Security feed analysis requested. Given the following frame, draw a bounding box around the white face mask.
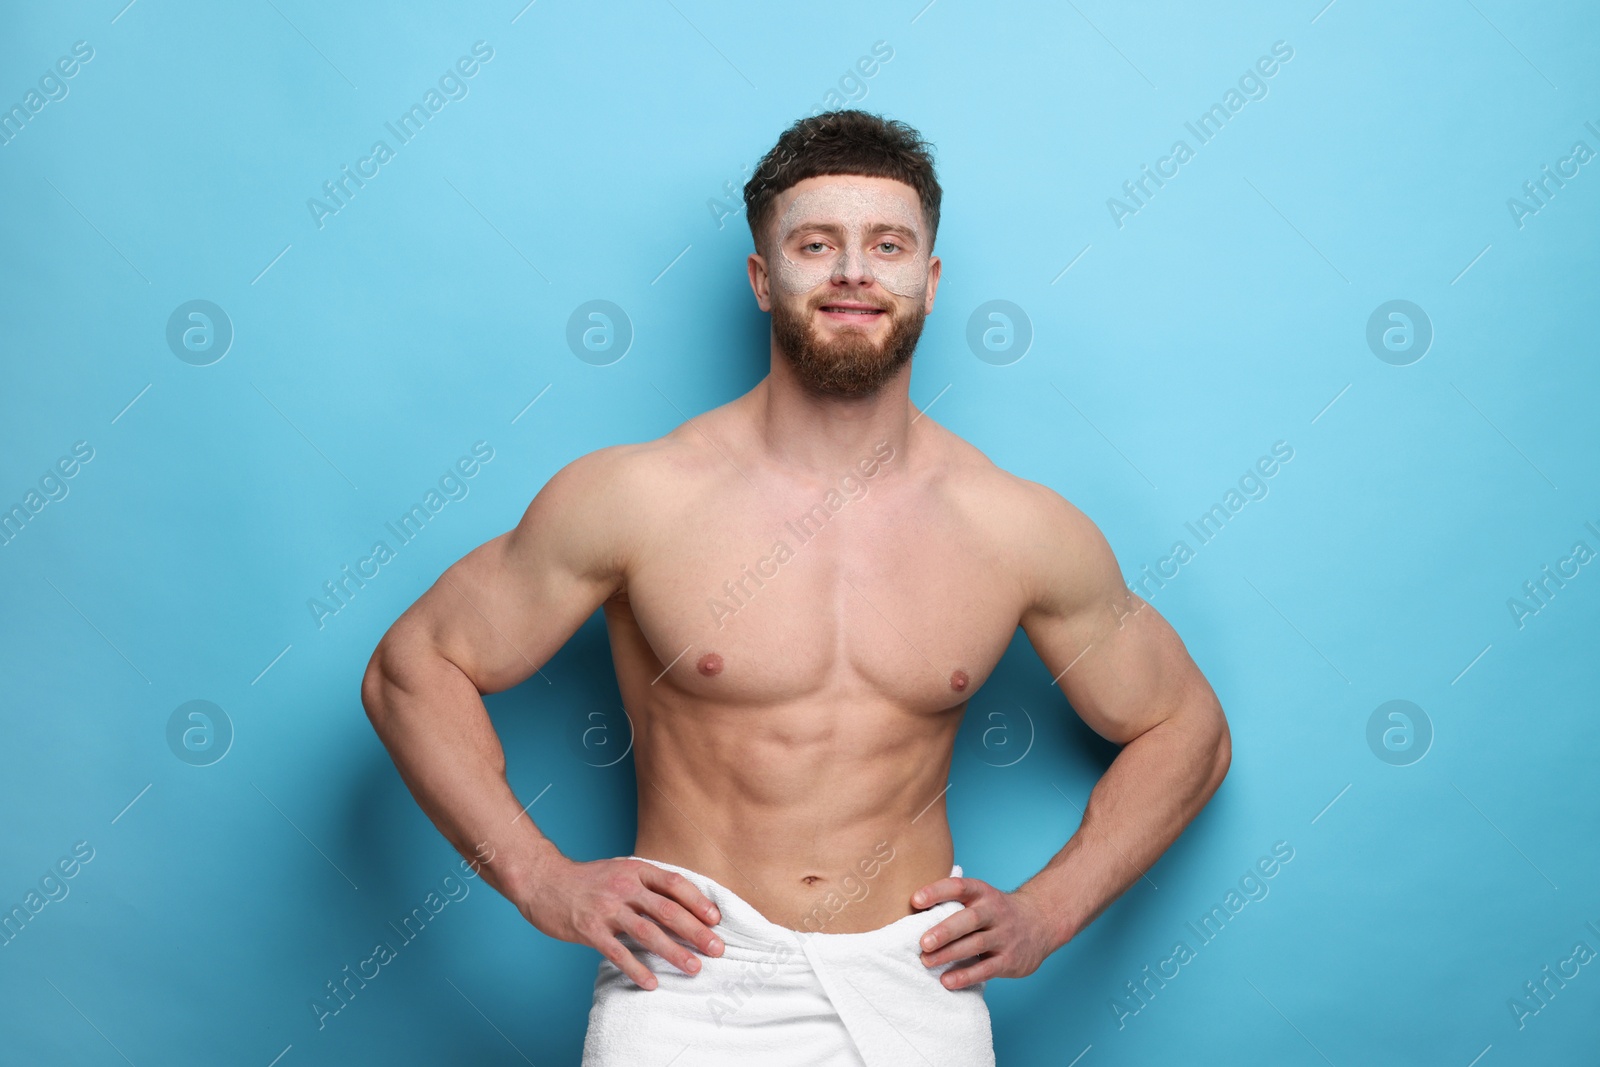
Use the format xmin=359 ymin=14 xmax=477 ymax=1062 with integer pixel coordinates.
xmin=772 ymin=180 xmax=930 ymax=300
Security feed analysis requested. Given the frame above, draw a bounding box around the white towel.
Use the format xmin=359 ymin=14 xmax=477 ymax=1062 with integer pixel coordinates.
xmin=580 ymin=856 xmax=995 ymax=1066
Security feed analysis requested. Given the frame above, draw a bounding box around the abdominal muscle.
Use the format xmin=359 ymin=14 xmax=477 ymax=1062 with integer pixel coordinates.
xmin=627 ymin=689 xmax=964 ymax=934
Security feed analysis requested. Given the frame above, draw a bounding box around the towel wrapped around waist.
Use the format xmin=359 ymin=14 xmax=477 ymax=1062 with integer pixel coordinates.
xmin=579 ymin=856 xmax=995 ymax=1067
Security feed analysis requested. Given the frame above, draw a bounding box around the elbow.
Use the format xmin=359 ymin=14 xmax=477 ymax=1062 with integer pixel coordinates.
xmin=361 ymin=631 xmax=467 ymax=734
xmin=1207 ymin=701 xmax=1232 ymax=792
xmin=361 ymin=638 xmax=397 ymax=730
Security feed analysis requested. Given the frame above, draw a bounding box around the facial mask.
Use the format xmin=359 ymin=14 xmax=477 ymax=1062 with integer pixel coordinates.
xmin=774 ymin=181 xmax=930 ymax=299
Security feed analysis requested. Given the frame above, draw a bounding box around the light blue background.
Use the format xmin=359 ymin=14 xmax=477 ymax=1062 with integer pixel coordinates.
xmin=2 ymin=1 xmax=1597 ymax=1064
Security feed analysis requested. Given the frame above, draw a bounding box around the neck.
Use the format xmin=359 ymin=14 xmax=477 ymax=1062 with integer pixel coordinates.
xmin=752 ymin=348 xmax=916 ymax=477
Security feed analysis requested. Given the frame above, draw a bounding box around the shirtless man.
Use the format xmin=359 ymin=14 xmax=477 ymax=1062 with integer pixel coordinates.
xmin=361 ymin=110 xmax=1230 ymax=1064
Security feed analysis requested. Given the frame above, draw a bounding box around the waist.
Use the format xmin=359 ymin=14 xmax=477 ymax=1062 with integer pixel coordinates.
xmin=631 ymin=832 xmax=954 ymax=934
xmin=622 ymin=853 xmax=966 ymax=963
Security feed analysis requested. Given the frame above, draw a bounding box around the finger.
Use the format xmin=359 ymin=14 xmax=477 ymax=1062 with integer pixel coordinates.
xmin=922 ymin=928 xmax=999 ymax=968
xmin=624 ymin=913 xmax=706 ymax=978
xmin=918 ymin=906 xmax=986 ymax=956
xmin=597 ymin=933 xmax=659 ymax=991
xmin=908 ymin=876 xmax=979 ymax=908
xmin=638 ymin=865 xmax=722 ymax=927
xmin=643 ymin=891 xmax=726 ymax=957
xmin=940 ymin=954 xmax=1002 ymax=990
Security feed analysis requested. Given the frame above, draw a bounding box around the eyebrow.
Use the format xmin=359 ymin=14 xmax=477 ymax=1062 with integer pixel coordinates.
xmin=784 ymin=219 xmax=921 ymax=246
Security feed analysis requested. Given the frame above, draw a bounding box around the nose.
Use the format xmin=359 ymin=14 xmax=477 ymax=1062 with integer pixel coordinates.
xmin=830 ymin=241 xmax=875 ymax=286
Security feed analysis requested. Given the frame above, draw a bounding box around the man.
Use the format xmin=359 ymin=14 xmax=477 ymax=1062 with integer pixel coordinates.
xmin=361 ymin=110 xmax=1230 ymax=1065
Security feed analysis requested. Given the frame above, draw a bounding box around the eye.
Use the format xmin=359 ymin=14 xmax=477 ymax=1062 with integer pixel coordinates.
xmin=877 ymin=241 xmax=901 ymax=254
xmin=802 ymin=241 xmax=827 ymax=253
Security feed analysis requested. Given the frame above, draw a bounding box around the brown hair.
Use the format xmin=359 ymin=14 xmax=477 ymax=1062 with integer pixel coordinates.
xmin=743 ymin=109 xmax=942 ymax=257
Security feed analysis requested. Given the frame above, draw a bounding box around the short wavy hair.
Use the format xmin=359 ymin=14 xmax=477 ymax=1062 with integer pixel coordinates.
xmin=743 ymin=110 xmax=942 ymax=257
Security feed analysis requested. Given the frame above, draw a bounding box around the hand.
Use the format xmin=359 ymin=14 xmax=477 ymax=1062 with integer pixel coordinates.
xmin=911 ymin=877 xmax=1056 ymax=990
xmin=519 ymin=856 xmax=725 ymax=990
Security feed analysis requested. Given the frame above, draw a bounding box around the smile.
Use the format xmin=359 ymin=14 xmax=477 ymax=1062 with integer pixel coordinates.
xmin=819 ymin=304 xmax=886 ymax=319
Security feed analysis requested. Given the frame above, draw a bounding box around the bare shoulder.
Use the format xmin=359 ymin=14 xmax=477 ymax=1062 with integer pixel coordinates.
xmin=919 ymin=425 xmax=1216 ymax=748
xmin=921 ymin=424 xmax=1124 ymax=618
xmin=513 ymin=416 xmax=732 ymax=573
xmin=532 ymin=432 xmax=701 ymax=512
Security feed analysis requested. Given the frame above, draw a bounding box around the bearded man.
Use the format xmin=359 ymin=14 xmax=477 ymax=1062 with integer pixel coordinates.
xmin=361 ymin=109 xmax=1231 ymax=1066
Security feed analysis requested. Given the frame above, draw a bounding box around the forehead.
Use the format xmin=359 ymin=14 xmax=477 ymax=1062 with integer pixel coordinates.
xmin=772 ymin=175 xmax=924 ymax=235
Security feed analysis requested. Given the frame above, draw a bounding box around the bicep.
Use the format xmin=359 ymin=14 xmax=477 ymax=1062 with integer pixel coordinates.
xmin=379 ymin=455 xmax=627 ymax=695
xmin=1017 ymin=492 xmax=1214 ymax=745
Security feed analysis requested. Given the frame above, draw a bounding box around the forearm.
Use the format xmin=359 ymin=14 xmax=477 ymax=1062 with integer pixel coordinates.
xmin=361 ymin=635 xmax=564 ymax=905
xmin=1018 ymin=696 xmax=1229 ymax=951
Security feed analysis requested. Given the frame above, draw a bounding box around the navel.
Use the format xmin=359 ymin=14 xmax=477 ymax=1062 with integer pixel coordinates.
xmin=697 ymin=652 xmax=724 ymax=676
xmin=950 ymin=669 xmax=970 ymax=692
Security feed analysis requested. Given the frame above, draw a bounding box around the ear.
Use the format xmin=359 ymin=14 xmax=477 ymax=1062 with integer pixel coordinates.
xmin=922 ymin=254 xmax=942 ymax=315
xmin=748 ymin=249 xmax=773 ymax=312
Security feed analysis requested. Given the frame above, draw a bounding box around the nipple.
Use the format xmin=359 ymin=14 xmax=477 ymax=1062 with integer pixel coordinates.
xmin=949 ymin=669 xmax=969 ymax=692
xmin=697 ymin=652 xmax=724 ymax=676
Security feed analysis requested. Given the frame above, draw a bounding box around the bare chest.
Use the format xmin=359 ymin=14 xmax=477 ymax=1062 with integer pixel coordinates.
xmin=615 ymin=485 xmax=1023 ymax=711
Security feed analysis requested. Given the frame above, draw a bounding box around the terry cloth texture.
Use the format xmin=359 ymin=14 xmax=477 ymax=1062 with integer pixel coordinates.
xmin=579 ymin=856 xmax=995 ymax=1067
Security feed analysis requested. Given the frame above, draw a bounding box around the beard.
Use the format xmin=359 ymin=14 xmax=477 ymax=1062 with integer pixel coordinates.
xmin=771 ymin=291 xmax=927 ymax=399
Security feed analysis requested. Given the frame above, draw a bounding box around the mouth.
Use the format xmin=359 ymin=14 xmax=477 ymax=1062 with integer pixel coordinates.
xmin=817 ymin=302 xmax=888 ymax=322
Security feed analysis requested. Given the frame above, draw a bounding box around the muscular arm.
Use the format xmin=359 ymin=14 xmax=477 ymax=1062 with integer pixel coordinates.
xmin=1013 ymin=486 xmax=1230 ymax=948
xmin=914 ymin=482 xmax=1230 ymax=986
xmin=360 ymin=447 xmax=726 ymax=988
xmin=359 ymin=448 xmax=629 ymax=900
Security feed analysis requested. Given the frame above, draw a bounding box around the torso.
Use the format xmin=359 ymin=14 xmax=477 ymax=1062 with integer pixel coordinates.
xmin=603 ymin=396 xmax=1039 ymax=932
